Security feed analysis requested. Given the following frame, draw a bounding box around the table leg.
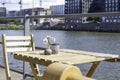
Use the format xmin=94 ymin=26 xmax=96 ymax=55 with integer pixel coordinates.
xmin=86 ymin=61 xmax=101 ymax=77
xmin=30 ymin=63 xmax=41 ymax=80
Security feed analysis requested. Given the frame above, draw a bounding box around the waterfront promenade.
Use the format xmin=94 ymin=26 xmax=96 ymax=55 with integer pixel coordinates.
xmin=0 ymin=67 xmax=33 ymax=80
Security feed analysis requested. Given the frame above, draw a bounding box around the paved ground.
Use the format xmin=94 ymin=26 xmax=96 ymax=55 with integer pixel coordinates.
xmin=0 ymin=67 xmax=33 ymax=80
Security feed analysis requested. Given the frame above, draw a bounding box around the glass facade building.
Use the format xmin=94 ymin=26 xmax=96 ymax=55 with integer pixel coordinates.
xmin=65 ymin=0 xmax=82 ymax=29
xmin=0 ymin=7 xmax=6 ymax=17
xmin=65 ymin=0 xmax=120 ymax=28
xmin=103 ymin=0 xmax=120 ymax=23
xmin=65 ymin=0 xmax=82 ymax=14
xmin=52 ymin=5 xmax=64 ymax=15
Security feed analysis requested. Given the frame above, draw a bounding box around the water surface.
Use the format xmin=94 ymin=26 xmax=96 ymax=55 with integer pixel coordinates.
xmin=0 ymin=30 xmax=120 ymax=80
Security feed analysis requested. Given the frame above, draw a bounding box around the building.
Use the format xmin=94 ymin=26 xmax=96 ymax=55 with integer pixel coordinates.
xmin=88 ymin=0 xmax=105 ymax=13
xmin=7 ymin=7 xmax=52 ymax=24
xmin=65 ymin=0 xmax=120 ymax=29
xmin=0 ymin=7 xmax=6 ymax=17
xmin=65 ymin=0 xmax=82 ymax=29
xmin=102 ymin=0 xmax=120 ymax=23
xmin=82 ymin=0 xmax=95 ymax=23
xmin=19 ymin=8 xmax=52 ymax=24
xmin=51 ymin=5 xmax=64 ymax=15
xmin=20 ymin=8 xmax=44 ymax=16
xmin=65 ymin=0 xmax=105 ymax=23
xmin=65 ymin=0 xmax=82 ymax=14
xmin=7 ymin=11 xmax=19 ymax=17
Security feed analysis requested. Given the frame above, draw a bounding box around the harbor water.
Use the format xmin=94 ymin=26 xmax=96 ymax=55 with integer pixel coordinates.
xmin=0 ymin=30 xmax=120 ymax=80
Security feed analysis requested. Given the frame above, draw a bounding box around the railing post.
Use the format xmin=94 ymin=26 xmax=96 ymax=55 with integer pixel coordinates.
xmin=23 ymin=14 xmax=30 ymax=80
xmin=24 ymin=14 xmax=30 ymax=36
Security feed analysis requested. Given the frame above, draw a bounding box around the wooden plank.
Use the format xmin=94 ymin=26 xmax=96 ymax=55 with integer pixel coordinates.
xmin=20 ymin=52 xmax=80 ymax=61
xmin=13 ymin=52 xmax=115 ymax=66
xmin=13 ymin=54 xmax=52 ymax=66
xmin=13 ymin=51 xmax=94 ymax=60
xmin=6 ymin=36 xmax=31 ymax=40
xmin=30 ymin=63 xmax=41 ymax=80
xmin=61 ymin=49 xmax=119 ymax=58
xmin=12 ymin=50 xmax=117 ymax=64
xmin=12 ymin=50 xmax=119 ymax=65
xmin=86 ymin=61 xmax=101 ymax=77
xmin=13 ymin=50 xmax=44 ymax=55
xmin=7 ymin=47 xmax=32 ymax=52
xmin=6 ymin=42 xmax=31 ymax=46
xmin=60 ymin=57 xmax=109 ymax=65
xmin=31 ymin=34 xmax=35 ymax=51
xmin=19 ymin=53 xmax=96 ymax=65
xmin=13 ymin=51 xmax=49 ymax=60
xmin=2 ymin=34 xmax=11 ymax=80
xmin=47 ymin=54 xmax=96 ymax=62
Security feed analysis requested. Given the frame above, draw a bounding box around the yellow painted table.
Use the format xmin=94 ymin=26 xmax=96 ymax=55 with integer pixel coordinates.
xmin=12 ymin=49 xmax=119 ymax=80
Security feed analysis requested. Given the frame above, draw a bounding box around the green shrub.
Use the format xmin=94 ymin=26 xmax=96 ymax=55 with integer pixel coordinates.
xmin=86 ymin=17 xmax=101 ymax=23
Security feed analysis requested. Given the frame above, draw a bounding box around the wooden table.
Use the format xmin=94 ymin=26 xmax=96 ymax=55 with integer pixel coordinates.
xmin=12 ymin=49 xmax=119 ymax=80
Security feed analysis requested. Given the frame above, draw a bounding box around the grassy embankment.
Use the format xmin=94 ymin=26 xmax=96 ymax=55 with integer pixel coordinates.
xmin=0 ymin=19 xmax=24 ymax=30
xmin=0 ymin=25 xmax=24 ymax=30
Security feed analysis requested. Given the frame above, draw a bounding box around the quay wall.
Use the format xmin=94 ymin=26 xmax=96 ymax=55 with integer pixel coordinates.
xmin=36 ymin=22 xmax=120 ymax=32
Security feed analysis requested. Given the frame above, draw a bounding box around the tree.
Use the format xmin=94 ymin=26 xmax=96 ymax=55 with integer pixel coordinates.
xmin=0 ymin=19 xmax=8 ymax=24
xmin=86 ymin=17 xmax=101 ymax=23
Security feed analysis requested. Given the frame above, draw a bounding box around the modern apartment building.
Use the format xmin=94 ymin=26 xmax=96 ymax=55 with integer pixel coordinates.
xmin=52 ymin=5 xmax=64 ymax=15
xmin=65 ymin=0 xmax=120 ymax=28
xmin=65 ymin=0 xmax=82 ymax=28
xmin=0 ymin=7 xmax=6 ymax=17
xmin=65 ymin=0 xmax=96 ymax=24
xmin=88 ymin=0 xmax=105 ymax=13
xmin=65 ymin=0 xmax=97 ymax=28
xmin=103 ymin=0 xmax=120 ymax=23
xmin=7 ymin=11 xmax=19 ymax=17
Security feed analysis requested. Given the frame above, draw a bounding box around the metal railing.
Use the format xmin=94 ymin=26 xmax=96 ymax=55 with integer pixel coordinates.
xmin=1 ymin=12 xmax=119 ymax=19
xmin=0 ymin=12 xmax=120 ymax=35
xmin=0 ymin=12 xmax=119 ymax=34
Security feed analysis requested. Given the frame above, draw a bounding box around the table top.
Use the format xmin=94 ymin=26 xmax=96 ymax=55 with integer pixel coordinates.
xmin=13 ymin=49 xmax=119 ymax=66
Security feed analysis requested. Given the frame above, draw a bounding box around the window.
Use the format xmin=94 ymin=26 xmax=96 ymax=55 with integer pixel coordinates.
xmin=114 ymin=19 xmax=117 ymax=22
xmin=106 ymin=20 xmax=109 ymax=22
xmin=118 ymin=20 xmax=120 ymax=22
xmin=110 ymin=20 xmax=112 ymax=22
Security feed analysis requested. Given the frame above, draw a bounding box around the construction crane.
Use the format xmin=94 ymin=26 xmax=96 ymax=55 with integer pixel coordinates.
xmin=0 ymin=0 xmax=34 ymax=10
xmin=18 ymin=0 xmax=22 ymax=11
xmin=18 ymin=0 xmax=22 ymax=16
xmin=32 ymin=0 xmax=42 ymax=24
xmin=40 ymin=0 xmax=42 ymax=7
xmin=0 ymin=2 xmax=17 ymax=7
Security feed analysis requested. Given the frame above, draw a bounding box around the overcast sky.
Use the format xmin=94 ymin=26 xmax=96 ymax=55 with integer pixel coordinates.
xmin=0 ymin=0 xmax=64 ymax=11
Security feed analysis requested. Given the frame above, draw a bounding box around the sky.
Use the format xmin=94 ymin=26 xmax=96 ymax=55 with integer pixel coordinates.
xmin=0 ymin=0 xmax=64 ymax=11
